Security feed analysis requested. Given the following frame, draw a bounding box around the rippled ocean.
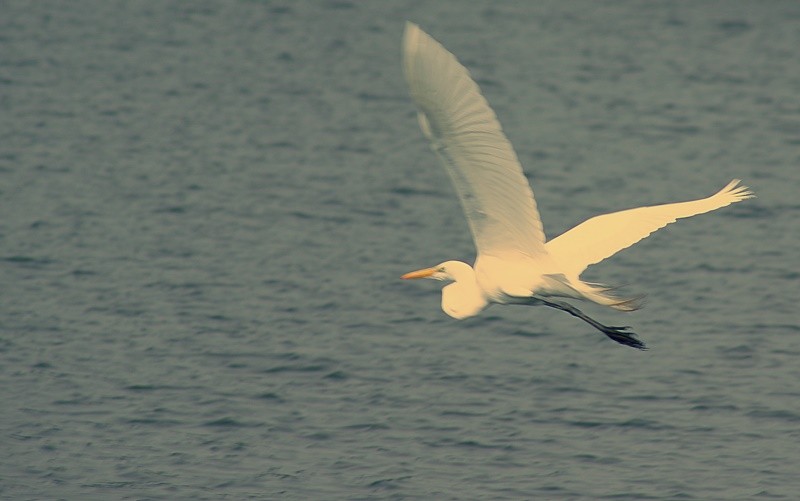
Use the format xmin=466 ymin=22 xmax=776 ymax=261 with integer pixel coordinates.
xmin=2 ymin=1 xmax=799 ymax=499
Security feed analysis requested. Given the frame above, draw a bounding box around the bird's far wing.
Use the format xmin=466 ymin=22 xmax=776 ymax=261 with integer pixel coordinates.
xmin=403 ymin=22 xmax=546 ymax=259
xmin=545 ymin=180 xmax=754 ymax=277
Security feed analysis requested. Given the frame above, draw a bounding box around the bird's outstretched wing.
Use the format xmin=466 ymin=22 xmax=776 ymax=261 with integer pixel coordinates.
xmin=403 ymin=22 xmax=546 ymax=259
xmin=545 ymin=180 xmax=754 ymax=276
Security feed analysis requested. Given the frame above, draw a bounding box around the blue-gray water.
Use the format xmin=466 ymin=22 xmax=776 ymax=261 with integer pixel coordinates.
xmin=2 ymin=1 xmax=799 ymax=499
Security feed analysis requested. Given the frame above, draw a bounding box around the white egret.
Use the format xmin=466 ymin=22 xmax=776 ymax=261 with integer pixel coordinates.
xmin=400 ymin=22 xmax=754 ymax=349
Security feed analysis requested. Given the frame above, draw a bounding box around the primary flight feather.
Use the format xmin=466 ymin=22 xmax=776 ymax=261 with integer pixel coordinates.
xmin=400 ymin=22 xmax=754 ymax=349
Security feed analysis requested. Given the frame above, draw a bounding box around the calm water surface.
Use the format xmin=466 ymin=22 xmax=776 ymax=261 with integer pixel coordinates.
xmin=2 ymin=1 xmax=799 ymax=499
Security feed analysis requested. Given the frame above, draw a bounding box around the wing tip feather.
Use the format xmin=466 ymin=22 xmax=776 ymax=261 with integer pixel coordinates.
xmin=402 ymin=22 xmax=420 ymax=71
xmin=403 ymin=21 xmax=421 ymax=51
xmin=717 ymin=179 xmax=756 ymax=202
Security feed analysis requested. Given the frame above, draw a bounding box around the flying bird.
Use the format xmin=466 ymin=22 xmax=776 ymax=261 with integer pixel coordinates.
xmin=400 ymin=22 xmax=754 ymax=349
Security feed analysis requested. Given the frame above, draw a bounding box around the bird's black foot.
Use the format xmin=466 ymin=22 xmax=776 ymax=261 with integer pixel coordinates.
xmin=601 ymin=325 xmax=647 ymax=350
xmin=533 ymin=298 xmax=649 ymax=350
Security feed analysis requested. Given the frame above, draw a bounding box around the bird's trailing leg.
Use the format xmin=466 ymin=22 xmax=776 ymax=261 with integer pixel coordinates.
xmin=536 ymin=298 xmax=648 ymax=350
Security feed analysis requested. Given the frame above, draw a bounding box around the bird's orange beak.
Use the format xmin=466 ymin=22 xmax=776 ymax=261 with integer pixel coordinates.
xmin=401 ymin=267 xmax=436 ymax=280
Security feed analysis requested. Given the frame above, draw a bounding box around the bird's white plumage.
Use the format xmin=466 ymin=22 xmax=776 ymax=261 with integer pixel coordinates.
xmin=403 ymin=22 xmax=546 ymax=260
xmin=546 ymin=179 xmax=754 ymax=277
xmin=400 ymin=22 xmax=754 ymax=349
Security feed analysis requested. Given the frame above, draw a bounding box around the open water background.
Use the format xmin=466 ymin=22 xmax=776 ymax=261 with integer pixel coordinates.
xmin=2 ymin=1 xmax=799 ymax=499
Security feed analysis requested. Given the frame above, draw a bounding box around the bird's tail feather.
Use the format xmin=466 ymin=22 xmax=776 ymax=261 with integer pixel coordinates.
xmin=580 ymin=282 xmax=646 ymax=312
xmin=540 ymin=274 xmax=645 ymax=312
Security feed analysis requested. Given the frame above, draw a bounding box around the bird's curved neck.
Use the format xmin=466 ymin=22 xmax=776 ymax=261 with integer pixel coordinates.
xmin=441 ymin=265 xmax=488 ymax=319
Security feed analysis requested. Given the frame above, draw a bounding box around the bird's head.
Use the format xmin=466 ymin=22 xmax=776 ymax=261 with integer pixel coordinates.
xmin=402 ymin=260 xmax=486 ymax=319
xmin=401 ymin=260 xmax=473 ymax=283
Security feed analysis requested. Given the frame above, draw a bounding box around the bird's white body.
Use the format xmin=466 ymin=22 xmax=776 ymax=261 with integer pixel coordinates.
xmin=441 ymin=257 xmax=564 ymax=319
xmin=400 ymin=23 xmax=754 ymax=348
